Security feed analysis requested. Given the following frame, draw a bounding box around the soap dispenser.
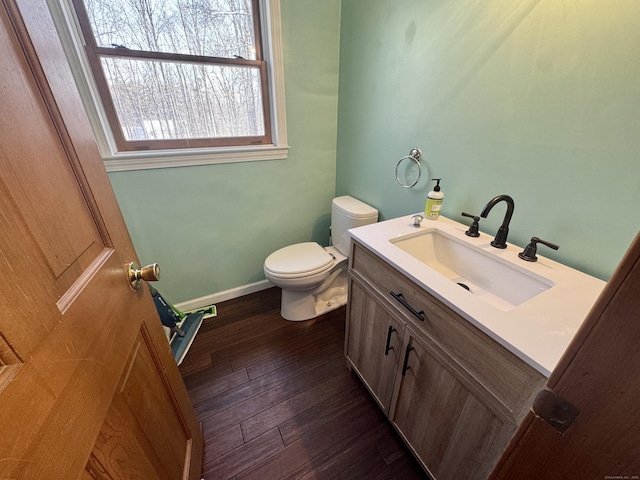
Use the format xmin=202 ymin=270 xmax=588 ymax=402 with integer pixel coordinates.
xmin=425 ymin=178 xmax=444 ymax=220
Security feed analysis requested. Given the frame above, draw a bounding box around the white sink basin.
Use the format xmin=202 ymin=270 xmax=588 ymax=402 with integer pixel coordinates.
xmin=390 ymin=229 xmax=554 ymax=311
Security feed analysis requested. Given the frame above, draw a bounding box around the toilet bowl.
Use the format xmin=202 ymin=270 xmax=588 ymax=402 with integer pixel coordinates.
xmin=264 ymin=196 xmax=378 ymax=321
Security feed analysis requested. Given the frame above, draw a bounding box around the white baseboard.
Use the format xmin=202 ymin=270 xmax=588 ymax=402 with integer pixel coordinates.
xmin=174 ymin=279 xmax=274 ymax=312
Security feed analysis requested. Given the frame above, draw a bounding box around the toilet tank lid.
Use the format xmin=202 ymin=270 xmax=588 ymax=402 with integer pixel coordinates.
xmin=333 ymin=196 xmax=378 ymax=219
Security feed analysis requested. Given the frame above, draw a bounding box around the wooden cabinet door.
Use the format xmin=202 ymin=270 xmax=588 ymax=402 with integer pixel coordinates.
xmin=390 ymin=328 xmax=510 ymax=480
xmin=346 ymin=278 xmax=405 ymax=413
xmin=0 ymin=1 xmax=203 ymax=478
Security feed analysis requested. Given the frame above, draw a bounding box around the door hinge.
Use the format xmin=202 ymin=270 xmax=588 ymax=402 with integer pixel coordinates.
xmin=532 ymin=388 xmax=579 ymax=434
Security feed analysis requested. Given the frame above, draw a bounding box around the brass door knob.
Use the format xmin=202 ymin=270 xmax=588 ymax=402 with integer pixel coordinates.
xmin=128 ymin=262 xmax=161 ymax=291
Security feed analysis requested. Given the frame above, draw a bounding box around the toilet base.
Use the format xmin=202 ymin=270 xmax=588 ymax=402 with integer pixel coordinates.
xmin=279 ymin=268 xmax=348 ymax=321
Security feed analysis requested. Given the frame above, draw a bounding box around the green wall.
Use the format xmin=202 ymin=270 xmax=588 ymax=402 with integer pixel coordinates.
xmin=109 ymin=0 xmax=639 ymax=304
xmin=336 ymin=0 xmax=640 ymax=280
xmin=108 ymin=0 xmax=342 ymax=303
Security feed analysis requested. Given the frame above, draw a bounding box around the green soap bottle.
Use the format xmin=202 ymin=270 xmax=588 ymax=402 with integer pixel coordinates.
xmin=424 ymin=178 xmax=444 ymax=220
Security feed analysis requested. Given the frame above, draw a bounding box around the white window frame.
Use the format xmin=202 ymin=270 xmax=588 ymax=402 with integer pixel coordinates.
xmin=47 ymin=0 xmax=288 ymax=172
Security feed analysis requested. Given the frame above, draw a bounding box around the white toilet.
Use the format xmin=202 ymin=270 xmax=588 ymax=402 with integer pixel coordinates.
xmin=264 ymin=196 xmax=378 ymax=321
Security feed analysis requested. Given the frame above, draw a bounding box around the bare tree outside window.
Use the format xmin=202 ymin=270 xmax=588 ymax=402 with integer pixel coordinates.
xmin=73 ymin=0 xmax=271 ymax=151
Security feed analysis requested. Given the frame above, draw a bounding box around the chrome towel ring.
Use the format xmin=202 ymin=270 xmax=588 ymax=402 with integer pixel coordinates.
xmin=395 ymin=148 xmax=422 ymax=188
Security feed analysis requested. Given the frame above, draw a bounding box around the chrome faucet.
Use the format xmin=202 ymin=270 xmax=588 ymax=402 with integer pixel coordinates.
xmin=480 ymin=195 xmax=514 ymax=249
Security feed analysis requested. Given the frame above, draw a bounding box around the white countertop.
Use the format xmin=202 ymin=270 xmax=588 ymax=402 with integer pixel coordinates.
xmin=349 ymin=214 xmax=606 ymax=377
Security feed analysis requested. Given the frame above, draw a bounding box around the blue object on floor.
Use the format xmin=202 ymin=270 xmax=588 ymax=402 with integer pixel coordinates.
xmin=151 ymin=286 xmax=182 ymax=328
xmin=170 ymin=312 xmax=204 ymax=366
xmin=149 ymin=285 xmax=214 ymax=365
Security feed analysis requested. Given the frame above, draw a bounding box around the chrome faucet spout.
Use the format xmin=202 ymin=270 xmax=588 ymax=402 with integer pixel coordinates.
xmin=480 ymin=195 xmax=514 ymax=249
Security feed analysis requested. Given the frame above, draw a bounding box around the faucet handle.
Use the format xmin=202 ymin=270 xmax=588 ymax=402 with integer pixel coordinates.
xmin=411 ymin=215 xmax=424 ymax=227
xmin=461 ymin=212 xmax=480 ymax=237
xmin=518 ymin=236 xmax=559 ymax=262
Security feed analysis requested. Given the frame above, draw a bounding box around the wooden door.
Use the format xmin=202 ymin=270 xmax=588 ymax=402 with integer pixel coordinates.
xmin=390 ymin=328 xmax=512 ymax=480
xmin=490 ymin=232 xmax=640 ymax=479
xmin=346 ymin=278 xmax=405 ymax=413
xmin=0 ymin=1 xmax=203 ymax=479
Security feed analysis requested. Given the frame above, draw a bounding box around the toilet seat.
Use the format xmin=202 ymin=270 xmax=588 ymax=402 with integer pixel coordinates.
xmin=264 ymin=242 xmax=334 ymax=279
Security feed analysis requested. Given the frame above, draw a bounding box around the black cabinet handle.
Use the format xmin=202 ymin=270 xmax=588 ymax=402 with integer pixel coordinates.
xmin=390 ymin=291 xmax=425 ymax=321
xmin=384 ymin=325 xmax=397 ymax=355
xmin=402 ymin=344 xmax=415 ymax=376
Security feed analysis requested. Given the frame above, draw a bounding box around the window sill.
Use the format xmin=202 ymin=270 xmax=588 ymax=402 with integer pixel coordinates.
xmin=103 ymin=144 xmax=290 ymax=172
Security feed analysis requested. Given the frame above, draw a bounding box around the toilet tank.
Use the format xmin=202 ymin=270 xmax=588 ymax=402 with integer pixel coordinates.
xmin=331 ymin=196 xmax=378 ymax=256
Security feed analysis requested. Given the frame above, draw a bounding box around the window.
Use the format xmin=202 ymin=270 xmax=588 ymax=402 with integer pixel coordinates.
xmin=73 ymin=0 xmax=271 ymax=152
xmin=50 ymin=0 xmax=287 ymax=170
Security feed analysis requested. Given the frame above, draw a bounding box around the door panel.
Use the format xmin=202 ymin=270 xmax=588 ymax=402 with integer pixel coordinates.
xmin=0 ymin=1 xmax=203 ymax=478
xmin=391 ymin=329 xmax=510 ymax=480
xmin=92 ymin=327 xmax=190 ymax=479
xmin=0 ymin=0 xmax=106 ymax=353
xmin=0 ymin=0 xmax=104 ymax=279
xmin=346 ymin=279 xmax=404 ymax=413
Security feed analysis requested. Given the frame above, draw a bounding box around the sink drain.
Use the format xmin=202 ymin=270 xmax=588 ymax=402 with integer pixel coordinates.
xmin=457 ymin=282 xmax=470 ymax=291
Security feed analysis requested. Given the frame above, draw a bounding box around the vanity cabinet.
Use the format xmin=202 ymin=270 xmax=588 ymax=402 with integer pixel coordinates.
xmin=345 ymin=239 xmax=546 ymax=480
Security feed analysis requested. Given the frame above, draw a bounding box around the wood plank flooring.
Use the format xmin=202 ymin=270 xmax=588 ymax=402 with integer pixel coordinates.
xmin=179 ymin=287 xmax=427 ymax=480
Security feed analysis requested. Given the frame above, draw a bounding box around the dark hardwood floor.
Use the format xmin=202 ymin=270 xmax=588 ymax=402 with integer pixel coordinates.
xmin=179 ymin=287 xmax=427 ymax=480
